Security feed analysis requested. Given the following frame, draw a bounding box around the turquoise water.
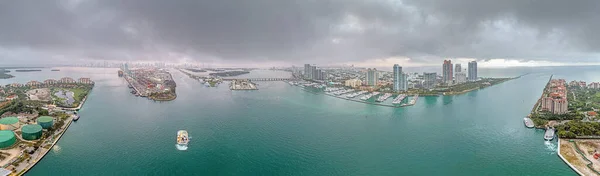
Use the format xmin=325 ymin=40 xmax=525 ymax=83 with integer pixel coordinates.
xmin=2 ymin=67 xmax=596 ymax=175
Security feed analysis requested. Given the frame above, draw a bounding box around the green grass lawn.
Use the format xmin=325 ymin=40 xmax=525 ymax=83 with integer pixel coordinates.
xmin=50 ymin=87 xmax=91 ymax=107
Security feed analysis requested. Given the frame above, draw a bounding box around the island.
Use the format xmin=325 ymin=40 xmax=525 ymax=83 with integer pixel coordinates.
xmin=407 ymin=77 xmax=515 ymax=96
xmin=0 ymin=70 xmax=14 ymax=79
xmin=177 ymin=68 xmax=223 ymax=87
xmin=0 ymin=77 xmax=94 ymax=175
xmin=208 ymin=71 xmax=250 ymax=77
xmin=14 ymin=70 xmax=42 ymax=72
xmin=527 ymin=77 xmax=600 ymax=175
xmin=121 ymin=68 xmax=177 ymax=101
xmin=185 ymin=68 xmax=206 ymax=73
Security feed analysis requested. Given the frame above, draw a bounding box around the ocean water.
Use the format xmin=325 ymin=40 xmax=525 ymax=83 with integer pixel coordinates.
xmin=1 ymin=66 xmax=594 ymax=175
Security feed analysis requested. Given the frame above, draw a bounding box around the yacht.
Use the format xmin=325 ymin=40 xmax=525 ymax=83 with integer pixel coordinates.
xmin=392 ymin=94 xmax=407 ymax=104
xmin=523 ymin=118 xmax=534 ymax=128
xmin=376 ymin=93 xmax=392 ymax=102
xmin=410 ymin=94 xmax=419 ymax=104
xmin=544 ymin=127 xmax=555 ymax=141
xmin=361 ymin=92 xmax=379 ymax=100
xmin=177 ymin=130 xmax=189 ymax=150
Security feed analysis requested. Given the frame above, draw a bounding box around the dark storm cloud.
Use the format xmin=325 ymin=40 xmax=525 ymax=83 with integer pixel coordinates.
xmin=0 ymin=0 xmax=599 ymax=64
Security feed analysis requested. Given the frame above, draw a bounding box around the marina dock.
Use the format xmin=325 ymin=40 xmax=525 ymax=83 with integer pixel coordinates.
xmin=229 ymin=79 xmax=258 ymax=90
xmin=401 ymin=94 xmax=419 ymax=107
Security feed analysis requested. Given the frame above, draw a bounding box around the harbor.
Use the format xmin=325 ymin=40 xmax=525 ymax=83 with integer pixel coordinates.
xmin=13 ymin=67 xmax=577 ymax=175
xmin=289 ymin=81 xmax=418 ymax=108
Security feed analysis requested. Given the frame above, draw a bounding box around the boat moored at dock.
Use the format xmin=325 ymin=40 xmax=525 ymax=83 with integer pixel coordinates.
xmin=523 ymin=118 xmax=534 ymax=128
xmin=392 ymin=94 xmax=407 ymax=104
xmin=376 ymin=93 xmax=393 ymax=102
xmin=544 ymin=127 xmax=555 ymax=141
xmin=360 ymin=92 xmax=380 ymax=100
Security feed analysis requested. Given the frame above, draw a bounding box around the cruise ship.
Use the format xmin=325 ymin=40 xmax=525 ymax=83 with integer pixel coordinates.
xmin=376 ymin=93 xmax=393 ymax=102
xmin=544 ymin=127 xmax=555 ymax=141
xmin=392 ymin=94 xmax=407 ymax=104
xmin=176 ymin=130 xmax=189 ymax=150
xmin=523 ymin=118 xmax=534 ymax=128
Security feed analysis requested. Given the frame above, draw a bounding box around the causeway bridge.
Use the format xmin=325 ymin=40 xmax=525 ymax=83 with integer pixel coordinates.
xmin=222 ymin=78 xmax=297 ymax=81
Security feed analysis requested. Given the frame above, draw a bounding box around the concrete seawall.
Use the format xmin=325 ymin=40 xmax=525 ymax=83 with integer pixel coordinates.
xmin=557 ymin=138 xmax=585 ymax=176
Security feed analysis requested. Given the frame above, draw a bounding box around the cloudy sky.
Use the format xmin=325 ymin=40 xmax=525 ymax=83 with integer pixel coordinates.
xmin=1 ymin=0 xmax=600 ymax=67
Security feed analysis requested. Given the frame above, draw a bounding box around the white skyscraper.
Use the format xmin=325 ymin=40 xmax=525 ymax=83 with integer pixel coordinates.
xmin=366 ymin=68 xmax=379 ymax=86
xmin=393 ymin=64 xmax=402 ymax=91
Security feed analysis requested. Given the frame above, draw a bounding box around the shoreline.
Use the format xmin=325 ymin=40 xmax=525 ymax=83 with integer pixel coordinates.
xmin=123 ymin=71 xmax=178 ymax=101
xmin=296 ymin=76 xmax=519 ymax=108
xmin=557 ymin=139 xmax=585 ymax=176
xmin=14 ymin=89 xmax=92 ymax=175
xmin=18 ymin=116 xmax=74 ymax=176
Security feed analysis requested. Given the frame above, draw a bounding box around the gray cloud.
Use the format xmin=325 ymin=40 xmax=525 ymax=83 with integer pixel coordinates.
xmin=1 ymin=0 xmax=599 ymax=65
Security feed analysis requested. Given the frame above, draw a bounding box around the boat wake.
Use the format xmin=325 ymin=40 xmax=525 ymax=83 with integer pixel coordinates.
xmin=544 ymin=141 xmax=557 ymax=153
xmin=53 ymin=145 xmax=62 ymax=154
xmin=176 ymin=144 xmax=188 ymax=151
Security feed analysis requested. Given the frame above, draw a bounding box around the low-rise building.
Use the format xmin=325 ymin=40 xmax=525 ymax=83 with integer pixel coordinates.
xmin=78 ymin=78 xmax=93 ymax=84
xmin=9 ymin=83 xmax=22 ymax=88
xmin=6 ymin=94 xmax=18 ymax=101
xmin=588 ymin=82 xmax=600 ymax=89
xmin=588 ymin=111 xmax=597 ymax=117
xmin=569 ymin=80 xmax=578 ymax=87
xmin=579 ymin=81 xmax=587 ymax=88
xmin=60 ymin=77 xmax=76 ymax=84
xmin=44 ymin=79 xmax=57 ymax=85
xmin=26 ymin=81 xmax=41 ymax=87
xmin=550 ymin=79 xmax=566 ymax=87
xmin=344 ymin=79 xmax=362 ymax=88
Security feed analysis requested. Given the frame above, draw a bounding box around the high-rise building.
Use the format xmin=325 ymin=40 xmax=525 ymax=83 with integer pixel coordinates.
xmin=304 ymin=64 xmax=311 ymax=79
xmin=400 ymin=73 xmax=408 ymax=91
xmin=312 ymin=68 xmax=325 ymax=80
xmin=468 ymin=61 xmax=478 ymax=82
xmin=312 ymin=67 xmax=319 ymax=80
xmin=319 ymin=70 xmax=325 ymax=80
xmin=455 ymin=64 xmax=462 ymax=73
xmin=366 ymin=68 xmax=379 ymax=86
xmin=393 ymin=64 xmax=402 ymax=92
xmin=541 ymin=79 xmax=568 ymax=114
xmin=443 ymin=60 xmax=453 ymax=85
xmin=423 ymin=72 xmax=437 ymax=89
xmin=455 ymin=72 xmax=467 ymax=84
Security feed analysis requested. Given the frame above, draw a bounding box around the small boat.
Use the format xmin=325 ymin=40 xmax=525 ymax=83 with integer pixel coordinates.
xmin=392 ymin=94 xmax=407 ymax=104
xmin=523 ymin=118 xmax=534 ymax=128
xmin=176 ymin=130 xmax=189 ymax=150
xmin=73 ymin=115 xmax=80 ymax=121
xmin=544 ymin=127 xmax=555 ymax=141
